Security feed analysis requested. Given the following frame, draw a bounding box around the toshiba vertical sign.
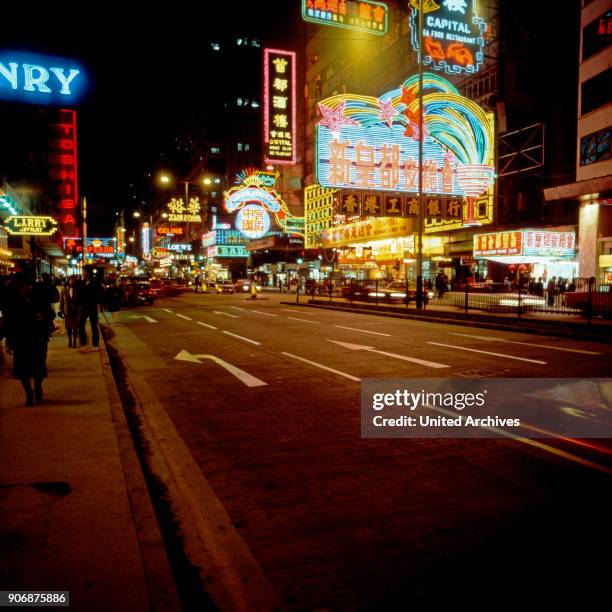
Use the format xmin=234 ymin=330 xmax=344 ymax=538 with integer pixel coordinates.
xmin=49 ymin=109 xmax=79 ymax=237
xmin=263 ymin=48 xmax=296 ymax=165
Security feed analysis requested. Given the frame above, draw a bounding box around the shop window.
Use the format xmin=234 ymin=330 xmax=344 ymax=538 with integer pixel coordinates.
xmin=581 ymin=67 xmax=612 ymax=115
xmin=580 ymin=127 xmax=611 ymax=165
xmin=582 ymin=9 xmax=612 ymax=61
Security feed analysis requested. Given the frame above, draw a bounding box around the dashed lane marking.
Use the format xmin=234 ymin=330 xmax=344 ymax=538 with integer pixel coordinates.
xmin=288 ymin=317 xmax=320 ymax=324
xmin=252 ymin=310 xmax=278 ymax=317
xmin=176 ymin=314 xmax=192 ymax=321
xmin=197 ymin=322 xmax=217 ymax=330
xmin=334 ymin=325 xmax=391 ymax=337
xmin=222 ymin=331 xmax=261 ymax=346
xmin=428 ymin=341 xmax=547 ymax=365
xmin=281 ymin=352 xmax=361 ymax=382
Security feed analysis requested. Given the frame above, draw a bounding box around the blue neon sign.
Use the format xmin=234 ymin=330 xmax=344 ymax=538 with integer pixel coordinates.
xmin=0 ymin=51 xmax=87 ymax=106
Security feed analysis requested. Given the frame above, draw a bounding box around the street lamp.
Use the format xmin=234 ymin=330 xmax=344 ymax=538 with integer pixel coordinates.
xmin=133 ymin=211 xmax=141 ymax=218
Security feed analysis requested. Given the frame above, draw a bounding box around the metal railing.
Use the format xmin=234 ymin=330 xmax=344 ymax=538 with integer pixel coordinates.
xmin=305 ymin=277 xmax=612 ymax=322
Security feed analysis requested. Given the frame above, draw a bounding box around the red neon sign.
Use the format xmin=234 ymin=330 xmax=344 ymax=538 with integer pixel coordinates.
xmin=49 ymin=109 xmax=79 ymax=237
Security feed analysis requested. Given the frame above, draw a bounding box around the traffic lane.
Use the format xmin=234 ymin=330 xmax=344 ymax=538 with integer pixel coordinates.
xmin=149 ymin=298 xmax=609 ymax=379
xmin=163 ymin=292 xmax=612 ymax=366
xmin=112 ymin=316 xmax=612 ymax=606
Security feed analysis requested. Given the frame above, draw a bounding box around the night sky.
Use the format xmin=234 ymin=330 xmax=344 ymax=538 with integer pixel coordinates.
xmin=1 ymin=2 xmax=302 ymax=231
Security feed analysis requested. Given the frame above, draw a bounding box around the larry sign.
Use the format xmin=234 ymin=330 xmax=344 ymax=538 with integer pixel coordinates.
xmin=0 ymin=51 xmax=87 ymax=105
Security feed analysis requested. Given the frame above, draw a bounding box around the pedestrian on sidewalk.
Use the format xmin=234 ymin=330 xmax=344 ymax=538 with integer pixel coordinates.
xmin=77 ymin=266 xmax=105 ymax=352
xmin=3 ymin=272 xmax=55 ymax=406
xmin=547 ymin=276 xmax=557 ymax=307
xmin=103 ymin=277 xmax=121 ymax=323
xmin=59 ymin=275 xmax=81 ymax=348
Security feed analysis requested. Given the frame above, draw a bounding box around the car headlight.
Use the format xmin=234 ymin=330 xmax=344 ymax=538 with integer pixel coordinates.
xmin=390 ymin=292 xmax=406 ymax=298
xmin=243 ymin=286 xmax=249 ymax=291
xmin=428 ymin=291 xmax=434 ymax=298
xmin=368 ymin=292 xmax=385 ymax=297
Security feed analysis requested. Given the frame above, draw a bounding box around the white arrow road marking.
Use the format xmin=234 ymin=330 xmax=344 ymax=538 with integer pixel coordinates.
xmin=213 ymin=310 xmax=240 ymax=318
xmin=223 ymin=331 xmax=261 ymax=346
xmin=328 ymin=340 xmax=450 ymax=369
xmin=428 ymin=341 xmax=547 ymax=365
xmin=197 ymin=322 xmax=217 ymax=330
xmin=288 ymin=317 xmax=320 ymax=324
xmin=281 ymin=309 xmax=318 ymax=315
xmin=129 ymin=315 xmax=158 ymax=323
xmin=174 ymin=350 xmax=266 ymax=387
xmin=334 ymin=325 xmax=391 ymax=337
xmin=281 ymin=352 xmax=361 ymax=382
xmin=176 ymin=314 xmax=192 ymax=320
xmin=252 ymin=310 xmax=278 ymax=317
xmin=448 ymin=332 xmax=603 ymax=355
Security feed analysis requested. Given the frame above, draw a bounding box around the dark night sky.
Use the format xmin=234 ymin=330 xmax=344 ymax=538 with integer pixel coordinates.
xmin=1 ymin=2 xmax=302 ymax=230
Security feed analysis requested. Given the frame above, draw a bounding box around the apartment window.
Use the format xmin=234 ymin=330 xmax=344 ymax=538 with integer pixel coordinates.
xmin=582 ymin=10 xmax=612 ymax=60
xmin=580 ymin=127 xmax=611 ymax=165
xmin=244 ymin=143 xmax=250 ymax=152
xmin=210 ymin=146 xmax=221 ymax=154
xmin=581 ymin=67 xmax=612 ymax=114
xmin=237 ymin=142 xmax=243 ymax=151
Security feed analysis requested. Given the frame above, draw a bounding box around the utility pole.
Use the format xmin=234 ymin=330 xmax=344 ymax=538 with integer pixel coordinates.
xmin=416 ymin=0 xmax=425 ymax=309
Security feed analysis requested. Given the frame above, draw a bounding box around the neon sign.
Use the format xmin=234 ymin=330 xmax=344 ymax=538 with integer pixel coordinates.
xmin=4 ymin=216 xmax=58 ymax=236
xmin=408 ymin=0 xmax=487 ymax=76
xmin=474 ymin=231 xmax=576 ymax=259
xmin=49 ymin=109 xmax=79 ymax=237
xmin=0 ymin=51 xmax=86 ymax=105
xmin=224 ymin=169 xmax=305 ymax=237
xmin=316 ymin=72 xmax=495 ymax=202
xmin=236 ymin=204 xmax=271 ymax=239
xmin=166 ymin=197 xmax=202 ymax=222
xmin=141 ymin=223 xmax=151 ymax=259
xmin=301 ymin=0 xmax=388 ymax=36
xmin=64 ymin=237 xmax=116 ymax=258
xmin=264 ymin=49 xmax=296 ymax=165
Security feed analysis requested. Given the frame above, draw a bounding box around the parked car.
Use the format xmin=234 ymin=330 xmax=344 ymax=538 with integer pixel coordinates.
xmin=124 ymin=281 xmax=155 ymax=305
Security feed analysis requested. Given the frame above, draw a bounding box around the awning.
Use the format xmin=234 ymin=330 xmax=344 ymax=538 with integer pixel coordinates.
xmin=543 ymin=176 xmax=612 ymax=202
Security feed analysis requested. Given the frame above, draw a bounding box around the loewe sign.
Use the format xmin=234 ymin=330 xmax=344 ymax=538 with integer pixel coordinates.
xmin=0 ymin=51 xmax=87 ymax=105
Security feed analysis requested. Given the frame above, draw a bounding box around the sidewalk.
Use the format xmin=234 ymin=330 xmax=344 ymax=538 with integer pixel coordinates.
xmin=0 ymin=334 xmax=178 ymax=611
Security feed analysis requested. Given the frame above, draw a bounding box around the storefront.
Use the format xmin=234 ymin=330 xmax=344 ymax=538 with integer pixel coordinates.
xmin=202 ymin=228 xmax=248 ymax=280
xmin=473 ymin=228 xmax=578 ymax=283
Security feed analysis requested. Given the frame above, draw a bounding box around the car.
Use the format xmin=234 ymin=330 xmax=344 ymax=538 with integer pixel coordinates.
xmin=497 ymin=293 xmax=547 ymax=310
xmin=234 ymin=279 xmax=262 ymax=293
xmin=216 ymin=281 xmax=235 ymax=294
xmin=124 ymin=281 xmax=155 ymax=305
xmin=341 ymin=281 xmax=432 ymax=303
xmin=149 ymin=278 xmax=192 ymax=297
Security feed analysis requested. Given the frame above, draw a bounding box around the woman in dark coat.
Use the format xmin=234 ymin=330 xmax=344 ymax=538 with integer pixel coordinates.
xmin=4 ymin=274 xmax=55 ymax=406
xmin=59 ymin=275 xmax=80 ymax=348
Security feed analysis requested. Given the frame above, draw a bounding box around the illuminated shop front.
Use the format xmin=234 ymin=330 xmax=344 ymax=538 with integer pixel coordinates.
xmin=474 ymin=229 xmax=578 ymax=281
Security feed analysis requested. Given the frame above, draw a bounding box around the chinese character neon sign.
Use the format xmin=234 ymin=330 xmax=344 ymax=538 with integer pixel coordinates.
xmin=316 ymin=72 xmax=495 ymax=199
xmin=166 ymin=197 xmax=202 ymax=222
xmin=236 ymin=205 xmax=271 ymax=239
xmin=301 ymin=0 xmax=388 ymax=36
xmin=224 ymin=169 xmax=305 ymax=237
xmin=264 ymin=49 xmax=296 ymax=165
xmin=0 ymin=51 xmax=86 ymax=105
xmin=408 ymin=0 xmax=487 ymax=76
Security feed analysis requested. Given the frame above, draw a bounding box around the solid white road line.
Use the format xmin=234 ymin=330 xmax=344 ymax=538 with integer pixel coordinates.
xmin=429 ymin=405 xmax=612 ymax=477
xmin=230 ymin=306 xmax=246 ymax=311
xmin=252 ymin=310 xmax=279 ymax=317
xmin=334 ymin=325 xmax=391 ymax=337
xmin=281 ymin=352 xmax=361 ymax=382
xmin=281 ymin=309 xmax=318 ymax=315
xmin=288 ymin=317 xmax=320 ymax=324
xmin=176 ymin=314 xmax=192 ymax=321
xmin=428 ymin=341 xmax=547 ymax=365
xmin=222 ymin=331 xmax=261 ymax=346
xmin=197 ymin=322 xmax=217 ymax=330
xmin=448 ymin=332 xmax=603 ymax=355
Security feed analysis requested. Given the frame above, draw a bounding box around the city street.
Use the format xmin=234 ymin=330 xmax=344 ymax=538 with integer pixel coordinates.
xmin=107 ymin=292 xmax=612 ymax=607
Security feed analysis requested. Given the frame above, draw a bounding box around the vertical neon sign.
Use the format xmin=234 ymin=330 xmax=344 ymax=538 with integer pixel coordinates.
xmin=263 ymin=48 xmax=296 ymax=165
xmin=49 ymin=109 xmax=79 ymax=237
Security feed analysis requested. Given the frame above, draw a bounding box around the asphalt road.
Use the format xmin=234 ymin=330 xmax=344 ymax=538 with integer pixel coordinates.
xmin=110 ymin=290 xmax=612 ymax=607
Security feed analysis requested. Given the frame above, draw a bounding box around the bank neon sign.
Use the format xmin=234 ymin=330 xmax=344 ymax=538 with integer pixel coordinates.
xmin=0 ymin=51 xmax=87 ymax=105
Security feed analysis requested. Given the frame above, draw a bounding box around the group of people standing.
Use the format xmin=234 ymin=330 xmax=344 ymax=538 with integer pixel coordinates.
xmin=0 ymin=266 xmax=108 ymax=406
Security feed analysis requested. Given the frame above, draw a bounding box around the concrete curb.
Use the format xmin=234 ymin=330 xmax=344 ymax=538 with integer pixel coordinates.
xmin=101 ymin=323 xmax=282 ymax=612
xmin=99 ymin=329 xmax=181 ymax=612
xmin=281 ymin=301 xmax=612 ymax=344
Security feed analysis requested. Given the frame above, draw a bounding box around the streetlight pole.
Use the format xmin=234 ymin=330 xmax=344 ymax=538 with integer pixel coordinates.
xmin=416 ymin=0 xmax=425 ymax=309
